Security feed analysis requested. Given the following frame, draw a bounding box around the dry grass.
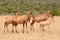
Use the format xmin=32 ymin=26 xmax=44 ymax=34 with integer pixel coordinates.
xmin=0 ymin=16 xmax=60 ymax=40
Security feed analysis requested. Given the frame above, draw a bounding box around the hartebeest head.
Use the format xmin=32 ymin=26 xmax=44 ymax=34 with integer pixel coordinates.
xmin=47 ymin=10 xmax=53 ymax=19
xmin=16 ymin=11 xmax=20 ymax=16
xmin=27 ymin=10 xmax=34 ymax=18
xmin=47 ymin=10 xmax=55 ymax=22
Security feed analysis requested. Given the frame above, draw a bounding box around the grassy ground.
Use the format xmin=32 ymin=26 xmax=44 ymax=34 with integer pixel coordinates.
xmin=0 ymin=16 xmax=60 ymax=40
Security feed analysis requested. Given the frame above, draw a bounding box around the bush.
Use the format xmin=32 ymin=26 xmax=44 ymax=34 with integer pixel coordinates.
xmin=0 ymin=0 xmax=60 ymax=16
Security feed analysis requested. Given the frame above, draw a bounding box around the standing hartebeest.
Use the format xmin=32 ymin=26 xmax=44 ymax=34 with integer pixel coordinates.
xmin=30 ymin=10 xmax=54 ymax=31
xmin=4 ymin=11 xmax=20 ymax=32
xmin=40 ymin=17 xmax=54 ymax=31
xmin=12 ymin=10 xmax=33 ymax=33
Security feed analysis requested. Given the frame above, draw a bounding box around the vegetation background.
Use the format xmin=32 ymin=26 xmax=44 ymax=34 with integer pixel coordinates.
xmin=0 ymin=0 xmax=60 ymax=16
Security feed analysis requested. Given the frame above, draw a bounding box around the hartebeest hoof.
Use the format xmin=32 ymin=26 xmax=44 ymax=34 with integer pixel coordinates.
xmin=26 ymin=31 xmax=29 ymax=33
xmin=32 ymin=29 xmax=35 ymax=31
xmin=22 ymin=31 xmax=24 ymax=33
xmin=16 ymin=30 xmax=19 ymax=33
xmin=30 ymin=27 xmax=35 ymax=31
xmin=12 ymin=30 xmax=14 ymax=33
xmin=4 ymin=30 xmax=5 ymax=32
xmin=22 ymin=30 xmax=24 ymax=33
xmin=42 ymin=29 xmax=45 ymax=31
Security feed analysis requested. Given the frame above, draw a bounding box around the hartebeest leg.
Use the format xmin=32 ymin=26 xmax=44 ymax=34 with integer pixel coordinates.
xmin=26 ymin=23 xmax=27 ymax=30
xmin=46 ymin=24 xmax=50 ymax=31
xmin=4 ymin=23 xmax=9 ymax=32
xmin=26 ymin=22 xmax=29 ymax=33
xmin=15 ymin=25 xmax=18 ymax=33
xmin=4 ymin=23 xmax=6 ymax=32
xmin=22 ymin=23 xmax=25 ymax=33
xmin=6 ymin=25 xmax=9 ymax=32
xmin=47 ymin=25 xmax=49 ymax=30
xmin=40 ymin=24 xmax=42 ymax=30
xmin=30 ymin=20 xmax=35 ymax=31
xmin=41 ymin=24 xmax=45 ymax=31
xmin=12 ymin=25 xmax=14 ymax=33
xmin=15 ymin=26 xmax=18 ymax=33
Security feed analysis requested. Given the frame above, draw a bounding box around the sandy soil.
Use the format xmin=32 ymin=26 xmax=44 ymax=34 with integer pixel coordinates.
xmin=0 ymin=16 xmax=60 ymax=40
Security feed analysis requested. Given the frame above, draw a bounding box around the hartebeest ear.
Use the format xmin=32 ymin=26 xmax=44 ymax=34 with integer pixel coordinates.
xmin=49 ymin=11 xmax=53 ymax=16
xmin=28 ymin=10 xmax=32 ymax=14
xmin=16 ymin=11 xmax=20 ymax=15
xmin=47 ymin=10 xmax=52 ymax=15
xmin=47 ymin=10 xmax=51 ymax=13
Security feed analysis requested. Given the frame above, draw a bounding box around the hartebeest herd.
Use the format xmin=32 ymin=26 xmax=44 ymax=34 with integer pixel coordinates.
xmin=4 ymin=10 xmax=54 ymax=33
